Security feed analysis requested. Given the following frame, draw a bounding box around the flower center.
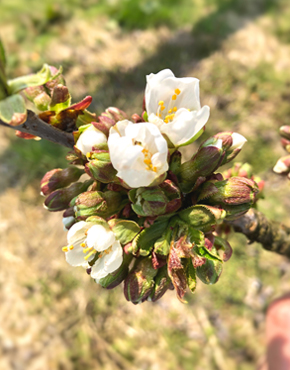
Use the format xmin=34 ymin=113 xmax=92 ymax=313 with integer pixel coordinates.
xmin=134 ymin=140 xmax=157 ymax=172
xmin=157 ymin=88 xmax=181 ymax=123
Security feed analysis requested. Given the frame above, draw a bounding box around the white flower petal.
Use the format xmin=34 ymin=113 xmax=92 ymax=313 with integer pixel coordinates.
xmin=273 ymin=158 xmax=289 ymax=174
xmin=160 ymin=105 xmax=210 ymax=146
xmin=75 ymin=125 xmax=107 ymax=155
xmin=65 ymin=245 xmax=86 ymax=267
xmin=91 ymin=241 xmax=123 ymax=280
xmin=108 ymin=121 xmax=168 ymax=188
xmin=231 ymin=133 xmax=247 ymax=150
xmin=86 ymin=224 xmax=116 ymax=252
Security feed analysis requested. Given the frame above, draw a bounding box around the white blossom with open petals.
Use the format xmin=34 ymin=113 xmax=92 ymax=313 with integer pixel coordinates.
xmin=145 ymin=69 xmax=210 ymax=147
xmin=62 ymin=221 xmax=123 ymax=282
xmin=108 ymin=120 xmax=168 ymax=188
xmin=75 ymin=125 xmax=107 ymax=155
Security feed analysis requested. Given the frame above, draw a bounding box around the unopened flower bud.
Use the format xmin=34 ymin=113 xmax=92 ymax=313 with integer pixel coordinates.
xmin=281 ymin=138 xmax=290 ymax=153
xmin=199 ymin=177 xmax=259 ymax=206
xmin=75 ymin=125 xmax=107 ymax=156
xmin=177 ymin=139 xmax=224 ymax=193
xmin=86 ymin=150 xmax=117 ymax=183
xmin=124 ymin=257 xmax=158 ymax=304
xmin=280 ymin=126 xmax=290 ymax=140
xmin=273 ymin=155 xmax=290 ymax=174
xmin=129 ymin=187 xmax=168 ymax=217
xmin=45 ymin=66 xmax=65 ymax=91
xmin=149 ymin=266 xmax=172 ymax=302
xmin=98 ymin=253 xmax=133 ymax=289
xmin=44 ymin=180 xmax=92 ymax=211
xmin=105 ymin=107 xmax=127 ymax=122
xmin=50 ymin=84 xmax=70 ymax=110
xmin=40 ymin=166 xmax=83 ymax=196
xmin=213 ymin=132 xmax=247 ymax=165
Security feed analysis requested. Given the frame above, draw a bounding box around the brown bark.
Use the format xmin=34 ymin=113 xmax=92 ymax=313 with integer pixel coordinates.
xmin=229 ymin=208 xmax=290 ymax=258
xmin=0 ymin=109 xmax=74 ymax=148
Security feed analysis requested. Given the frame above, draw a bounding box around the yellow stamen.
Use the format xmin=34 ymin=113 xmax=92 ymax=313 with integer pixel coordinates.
xmin=62 ymin=246 xmax=68 ymax=252
xmin=142 ymin=148 xmax=149 ymax=154
xmin=173 ymin=107 xmax=177 ymax=112
xmin=168 ymin=109 xmax=172 ymax=114
xmin=83 ymin=246 xmax=93 ymax=254
xmin=172 ymin=94 xmax=177 ymax=101
xmin=158 ymin=101 xmax=164 ymax=106
xmin=86 ymin=152 xmax=91 ymax=158
xmin=158 ymin=113 xmax=162 ymax=118
xmin=170 ymin=114 xmax=175 ymax=120
xmin=164 ymin=118 xmax=169 ymax=123
xmin=175 ymin=88 xmax=181 ymax=95
xmin=153 ymin=167 xmax=157 ymax=172
xmin=144 ymin=158 xmax=151 ymax=165
xmin=84 ymin=250 xmax=96 ymax=261
xmin=161 ymin=105 xmax=165 ymax=111
xmin=81 ymin=243 xmax=86 ymax=248
xmin=69 ymin=245 xmax=74 ymax=250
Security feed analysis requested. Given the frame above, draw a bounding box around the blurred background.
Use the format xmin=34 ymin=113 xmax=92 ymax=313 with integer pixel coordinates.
xmin=0 ymin=0 xmax=290 ymax=369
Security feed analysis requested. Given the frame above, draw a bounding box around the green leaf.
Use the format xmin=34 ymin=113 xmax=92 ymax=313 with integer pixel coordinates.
xmin=185 ymin=259 xmax=197 ymax=293
xmin=0 ymin=39 xmax=8 ymax=100
xmin=0 ymin=94 xmax=26 ymax=125
xmin=194 ymin=245 xmax=222 ymax=262
xmin=196 ymin=259 xmax=223 ymax=285
xmin=108 ymin=219 xmax=141 ymax=245
xmin=187 ymin=226 xmax=205 ymax=247
xmin=154 ymin=227 xmax=172 ymax=256
xmin=8 ymin=64 xmax=53 ymax=94
xmin=133 ymin=219 xmax=169 ymax=256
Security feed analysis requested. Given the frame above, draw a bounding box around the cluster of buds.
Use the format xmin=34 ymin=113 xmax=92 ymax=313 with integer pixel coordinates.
xmin=36 ymin=68 xmax=262 ymax=303
xmin=273 ymin=126 xmax=290 ymax=179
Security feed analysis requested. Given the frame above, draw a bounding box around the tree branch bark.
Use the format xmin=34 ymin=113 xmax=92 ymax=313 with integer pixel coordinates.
xmin=229 ymin=208 xmax=290 ymax=258
xmin=0 ymin=109 xmax=74 ymax=148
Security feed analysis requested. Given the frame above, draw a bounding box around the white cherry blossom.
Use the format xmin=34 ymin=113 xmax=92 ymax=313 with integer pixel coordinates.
xmin=145 ymin=69 xmax=210 ymax=147
xmin=231 ymin=133 xmax=247 ymax=150
xmin=62 ymin=221 xmax=123 ymax=281
xmin=108 ymin=120 xmax=168 ymax=188
xmin=75 ymin=125 xmax=107 ymax=155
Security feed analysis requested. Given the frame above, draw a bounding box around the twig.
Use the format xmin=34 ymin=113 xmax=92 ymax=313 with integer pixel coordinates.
xmin=229 ymin=208 xmax=290 ymax=258
xmin=0 ymin=109 xmax=74 ymax=148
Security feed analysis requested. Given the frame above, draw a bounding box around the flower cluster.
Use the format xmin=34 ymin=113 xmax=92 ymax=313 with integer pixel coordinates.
xmin=40 ymin=69 xmax=259 ymax=303
xmin=273 ymin=126 xmax=290 ymax=178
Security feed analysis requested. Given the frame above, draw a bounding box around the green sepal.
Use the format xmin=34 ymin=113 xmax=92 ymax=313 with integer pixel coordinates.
xmin=178 ymin=205 xmax=224 ymax=232
xmin=8 ymin=64 xmax=54 ymax=94
xmin=169 ymin=150 xmax=182 ymax=174
xmin=196 ymin=258 xmax=223 ymax=285
xmin=85 ymin=215 xmax=109 ymax=230
xmin=0 ymin=94 xmax=26 ymax=125
xmin=108 ymin=219 xmax=141 ymax=245
xmin=132 ymin=219 xmax=169 ymax=256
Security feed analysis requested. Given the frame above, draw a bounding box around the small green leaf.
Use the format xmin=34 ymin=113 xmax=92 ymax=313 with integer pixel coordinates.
xmin=109 ymin=219 xmax=141 ymax=245
xmin=194 ymin=245 xmax=222 ymax=262
xmin=8 ymin=64 xmax=53 ymax=94
xmin=154 ymin=227 xmax=172 ymax=256
xmin=0 ymin=94 xmax=26 ymax=125
xmin=133 ymin=219 xmax=169 ymax=256
xmin=185 ymin=259 xmax=197 ymax=293
xmin=196 ymin=259 xmax=223 ymax=285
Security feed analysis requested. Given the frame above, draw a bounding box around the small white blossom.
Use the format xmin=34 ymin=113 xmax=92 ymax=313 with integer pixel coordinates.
xmin=75 ymin=125 xmax=107 ymax=155
xmin=273 ymin=157 xmax=290 ymax=174
xmin=145 ymin=69 xmax=210 ymax=147
xmin=108 ymin=120 xmax=169 ymax=188
xmin=62 ymin=221 xmax=123 ymax=281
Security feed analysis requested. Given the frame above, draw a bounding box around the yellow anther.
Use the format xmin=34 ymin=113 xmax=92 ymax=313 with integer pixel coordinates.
xmin=69 ymin=245 xmax=74 ymax=250
xmin=81 ymin=243 xmax=86 ymax=248
xmin=62 ymin=246 xmax=68 ymax=252
xmin=158 ymin=101 xmax=164 ymax=106
xmin=173 ymin=107 xmax=177 ymax=112
xmin=153 ymin=167 xmax=157 ymax=172
xmin=144 ymin=158 xmax=151 ymax=165
xmin=158 ymin=113 xmax=162 ymax=118
xmin=172 ymin=94 xmax=177 ymax=100
xmin=161 ymin=106 xmax=165 ymax=111
xmin=142 ymin=148 xmax=149 ymax=154
xmin=86 ymin=152 xmax=91 ymax=158
xmin=175 ymin=88 xmax=181 ymax=95
xmin=164 ymin=118 xmax=169 ymax=123
xmin=84 ymin=250 xmax=96 ymax=260
xmin=170 ymin=114 xmax=175 ymax=120
xmin=168 ymin=109 xmax=172 ymax=114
